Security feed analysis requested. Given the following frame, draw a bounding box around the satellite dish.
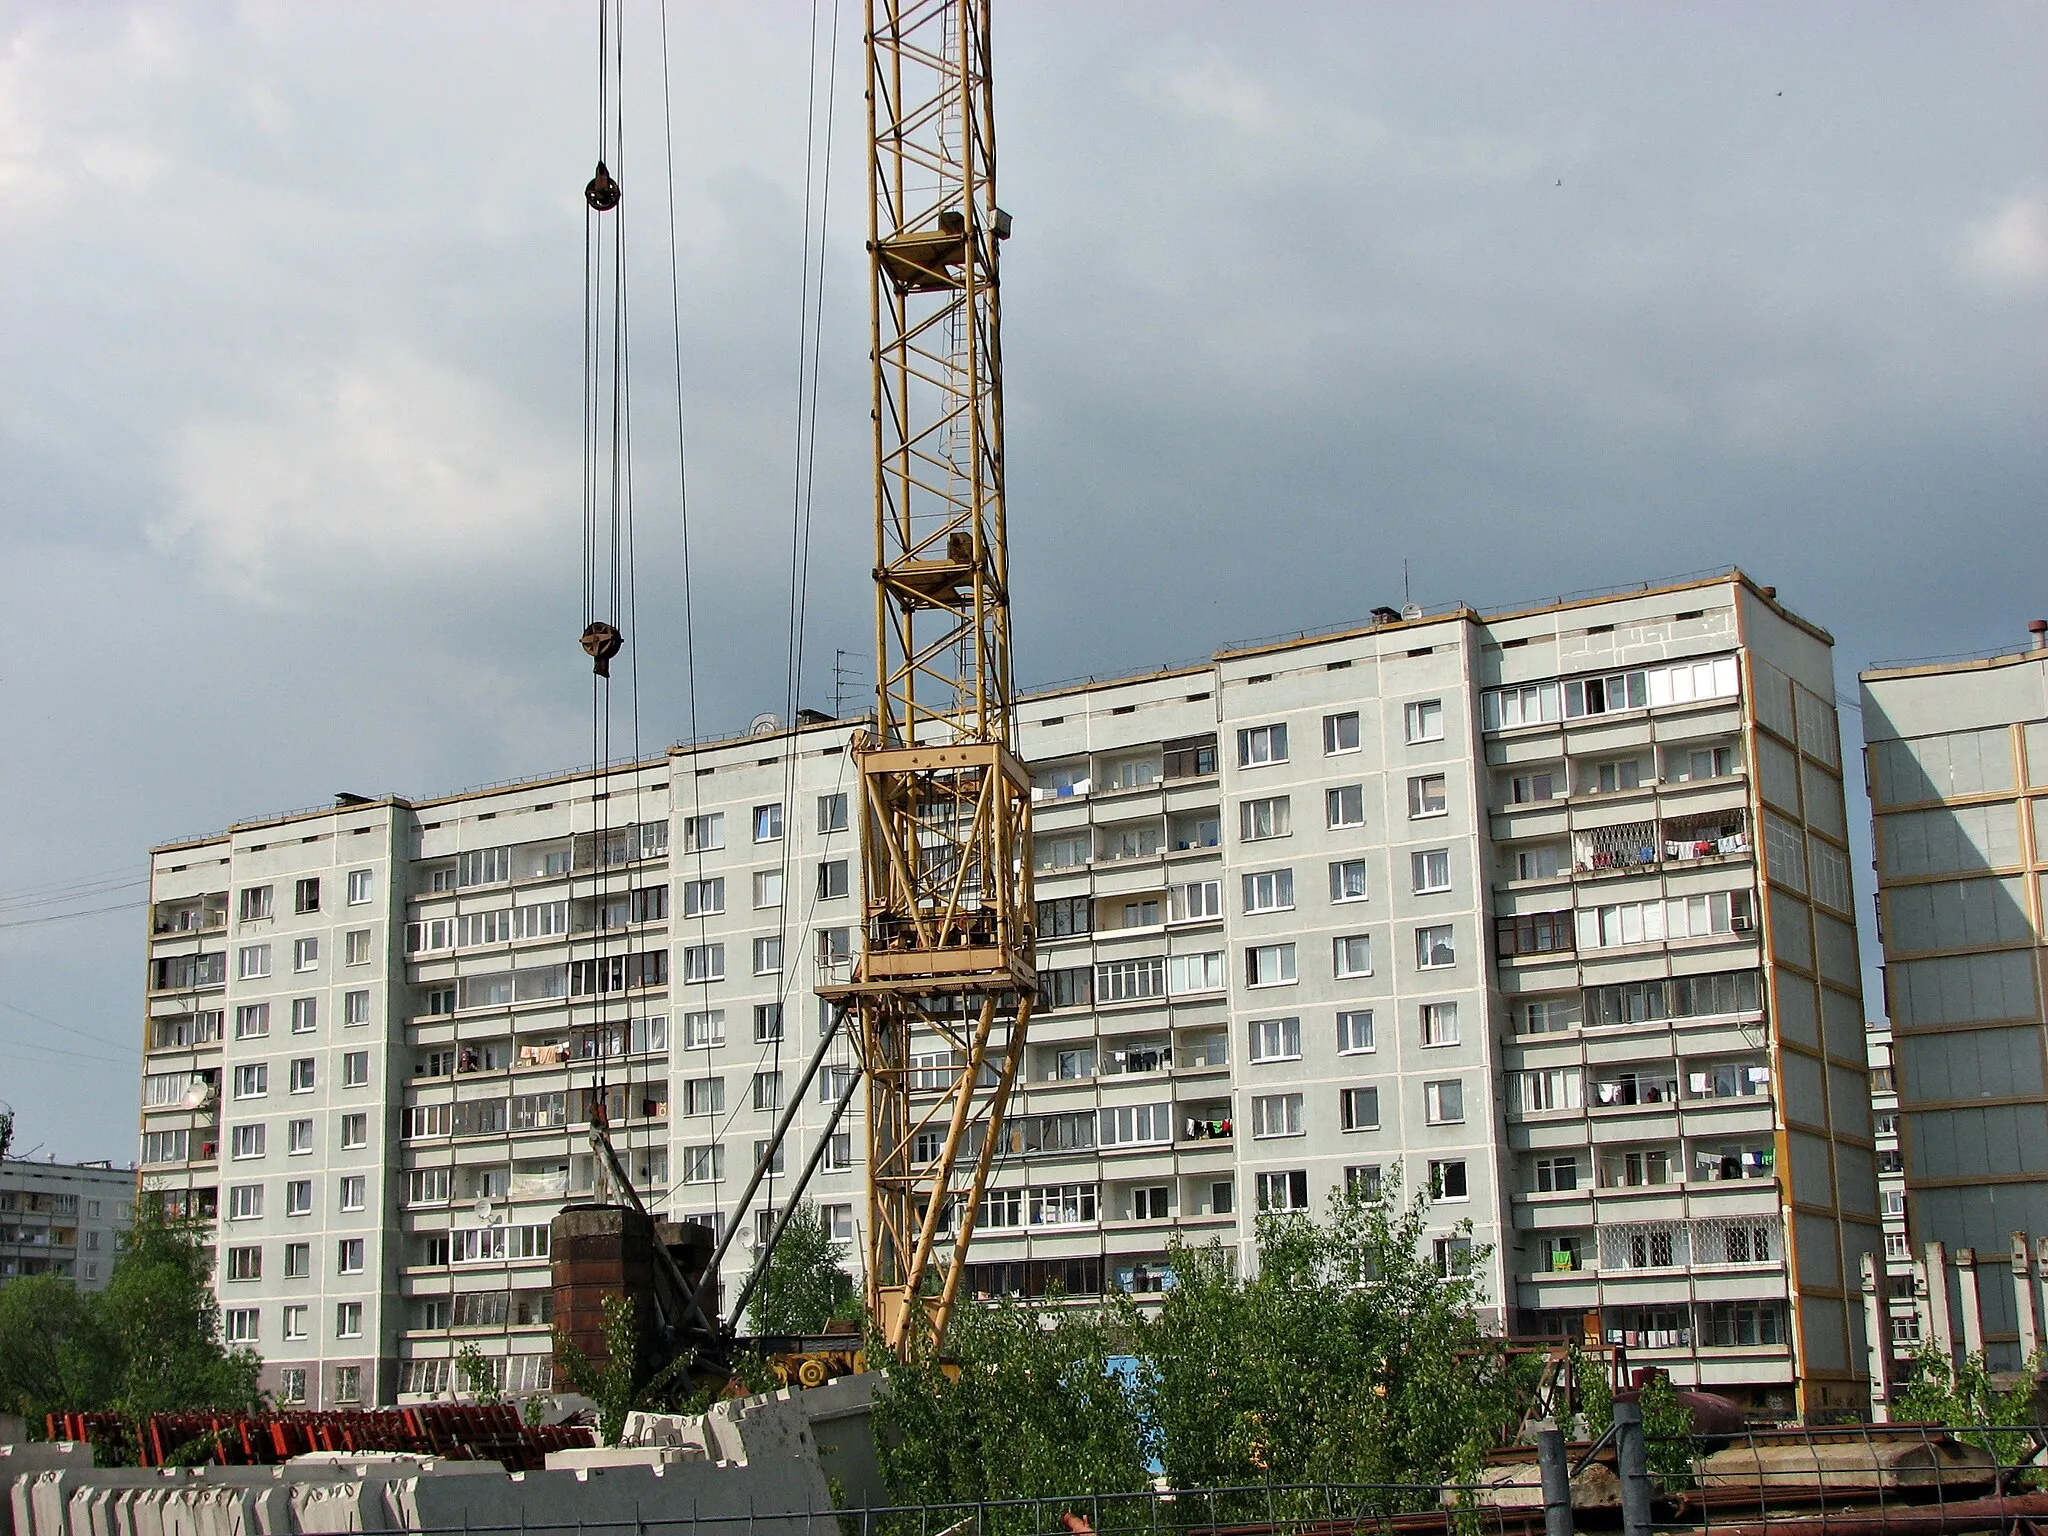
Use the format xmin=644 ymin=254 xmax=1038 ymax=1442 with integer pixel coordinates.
xmin=473 ymin=1198 xmax=495 ymax=1224
xmin=748 ymin=712 xmax=782 ymax=737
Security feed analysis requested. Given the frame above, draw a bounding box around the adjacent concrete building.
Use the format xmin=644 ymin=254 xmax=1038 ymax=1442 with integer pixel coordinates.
xmin=0 ymin=1159 xmax=134 ymax=1290
xmin=1860 ymin=626 xmax=2048 ymax=1370
xmin=140 ymin=569 xmax=1880 ymax=1413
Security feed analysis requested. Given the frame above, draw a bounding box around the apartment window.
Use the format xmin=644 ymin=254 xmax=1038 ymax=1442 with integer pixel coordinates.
xmin=1239 ymin=796 xmax=1290 ymax=841
xmin=1100 ymin=1103 xmax=1174 ymax=1147
xmin=289 ymin=1058 xmax=316 ymax=1093
xmin=752 ymin=936 xmax=784 ymax=975
xmin=683 ymin=813 xmax=725 ymax=852
xmin=1340 ymin=1087 xmax=1380 ymax=1132
xmin=814 ymin=792 xmax=850 ymax=834
xmin=1481 ymin=682 xmax=1560 ymax=731
xmin=1497 ymin=910 xmax=1573 ymax=958
xmin=1318 ymin=863 xmax=1366 ymax=910
xmin=1323 ymin=712 xmax=1361 ymax=754
xmin=1168 ymin=951 xmax=1225 ymax=994
xmin=823 ymin=1131 xmax=854 ymax=1171
xmin=1242 ymin=869 xmax=1294 ymax=913
xmin=281 ymin=1315 xmax=309 ymax=1353
xmin=1420 ymin=1001 xmax=1459 ymax=1046
xmin=1433 ymin=1237 xmax=1473 ymax=1276
xmin=1415 ymin=925 xmax=1455 ymax=969
xmin=345 ymin=869 xmax=372 ymax=905
xmin=1039 ymin=895 xmax=1093 ymax=937
xmin=1133 ymin=1185 xmax=1171 ymax=1220
xmin=287 ymin=997 xmax=317 ymax=1035
xmin=340 ymin=1051 xmax=369 ymax=1088
xmin=1875 ymin=1112 xmax=1898 ymax=1137
xmin=1333 ymin=934 xmax=1373 ymax=978
xmin=1255 ymin=1170 xmax=1309 ymax=1212
xmin=227 ymin=1184 xmax=263 ymax=1220
xmin=1885 ymin=1232 xmax=1911 ymax=1260
xmin=1171 ymin=881 xmax=1222 ymax=922
xmin=1411 ymin=849 xmax=1451 ymax=894
xmin=291 ymin=937 xmax=318 ymax=971
xmin=683 ymin=1146 xmax=725 ymax=1184
xmin=1521 ymin=1068 xmax=1582 ymax=1114
xmin=287 ymin=1118 xmax=313 ymax=1155
xmin=753 ymin=1003 xmax=784 ymax=1044
xmin=1335 ymin=1009 xmax=1375 ymax=1055
xmin=1533 ymin=1155 xmax=1579 ymax=1193
xmin=1345 ymin=1164 xmax=1383 ymax=1199
xmin=753 ymin=803 xmax=784 ymax=842
xmin=1507 ymin=769 xmax=1558 ymax=806
xmin=340 ymin=1113 xmax=367 ymax=1148
xmin=344 ymin=929 xmax=371 ymax=965
xmin=224 ymin=1309 xmax=259 ymax=1344
xmin=408 ymin=1168 xmax=450 ymax=1206
xmin=684 ymin=1010 xmax=726 ymax=1050
xmin=1408 ymin=774 xmax=1448 ymax=818
xmin=336 ymin=1239 xmax=365 ymax=1275
xmin=817 ymin=860 xmax=850 ymax=900
xmin=1405 ymin=699 xmax=1444 ymax=743
xmin=1671 ymin=744 xmax=1740 ymax=783
xmin=1212 ymin=1180 xmax=1237 ymax=1214
xmin=1249 ymin=1016 xmax=1301 ymax=1063
xmin=230 ymin=1123 xmax=266 ymax=1159
xmin=1429 ymin=1159 xmax=1470 ymax=1199
xmin=339 ymin=1175 xmax=365 ymax=1212
xmin=1237 ymin=723 xmax=1288 ymax=767
xmin=685 ymin=1078 xmax=725 ymax=1116
xmin=278 ymin=1242 xmax=310 ymax=1279
xmin=238 ymin=944 xmax=272 ymax=980
xmin=1038 ymin=967 xmax=1092 ymax=1010
xmin=1252 ymin=1093 xmax=1304 ymax=1138
xmin=683 ymin=878 xmax=725 ymax=917
xmin=336 ymin=991 xmax=368 ymax=1029
xmin=1096 ymin=956 xmax=1166 ymax=1003
xmin=1592 ymin=758 xmax=1644 ymax=794
xmin=1164 ymin=735 xmax=1219 ymax=778
xmin=1325 ymin=785 xmax=1365 ymax=829
xmin=683 ymin=944 xmax=725 ymax=983
xmin=747 ymin=872 xmax=784 ymax=914
xmin=1515 ymin=846 xmax=1563 ymax=881
xmin=333 ymin=1366 xmax=362 ymax=1403
xmin=1245 ymin=943 xmax=1297 ymax=988
xmin=336 ymin=1301 xmax=363 ymax=1338
xmin=293 ymin=877 xmax=321 ymax=915
xmin=1884 ymin=1189 xmax=1906 ymax=1215
xmin=750 ymin=1071 xmax=783 ymax=1112
xmin=1425 ymin=1079 xmax=1465 ymax=1125
xmin=233 ymin=1063 xmax=268 ymax=1099
xmin=239 ymin=886 xmax=273 ymax=922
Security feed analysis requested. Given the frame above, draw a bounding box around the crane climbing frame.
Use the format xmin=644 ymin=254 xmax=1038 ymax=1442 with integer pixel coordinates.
xmin=818 ymin=0 xmax=1035 ymax=1359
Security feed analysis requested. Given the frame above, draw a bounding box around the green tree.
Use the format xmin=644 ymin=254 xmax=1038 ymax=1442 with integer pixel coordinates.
xmin=1893 ymin=1343 xmax=2039 ymax=1463
xmin=456 ymin=1342 xmax=503 ymax=1406
xmin=0 ymin=1200 xmax=260 ymax=1439
xmin=97 ymin=1202 xmax=263 ymax=1419
xmin=553 ymin=1294 xmax=695 ymax=1446
xmin=873 ymin=1294 xmax=1153 ymax=1508
xmin=747 ymin=1202 xmax=856 ymax=1335
xmin=1130 ymin=1176 xmax=1532 ymax=1502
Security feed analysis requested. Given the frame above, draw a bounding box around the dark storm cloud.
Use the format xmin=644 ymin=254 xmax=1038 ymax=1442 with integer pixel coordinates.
xmin=1 ymin=2 xmax=2042 ymax=1157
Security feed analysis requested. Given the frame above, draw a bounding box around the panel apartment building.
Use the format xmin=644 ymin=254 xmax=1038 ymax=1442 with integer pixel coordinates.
xmin=1860 ymin=628 xmax=2048 ymax=1370
xmin=0 ymin=1159 xmax=135 ymax=1291
xmin=138 ymin=570 xmax=1879 ymax=1414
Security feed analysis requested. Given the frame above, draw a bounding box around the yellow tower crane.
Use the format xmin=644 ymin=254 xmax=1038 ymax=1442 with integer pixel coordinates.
xmin=819 ymin=0 xmax=1033 ymax=1359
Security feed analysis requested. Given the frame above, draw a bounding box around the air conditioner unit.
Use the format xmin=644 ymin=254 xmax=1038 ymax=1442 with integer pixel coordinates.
xmin=1731 ymin=914 xmax=1755 ymax=932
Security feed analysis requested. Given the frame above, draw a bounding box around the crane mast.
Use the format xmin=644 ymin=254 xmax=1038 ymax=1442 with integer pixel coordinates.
xmin=820 ymin=0 xmax=1033 ymax=1358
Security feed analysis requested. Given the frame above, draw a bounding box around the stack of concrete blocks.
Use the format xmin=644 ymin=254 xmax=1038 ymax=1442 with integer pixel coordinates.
xmin=2 ymin=1378 xmax=882 ymax=1536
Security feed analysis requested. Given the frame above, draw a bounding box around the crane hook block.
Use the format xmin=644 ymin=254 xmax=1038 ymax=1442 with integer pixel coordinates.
xmin=586 ymin=161 xmax=622 ymax=212
xmin=581 ymin=621 xmax=624 ymax=677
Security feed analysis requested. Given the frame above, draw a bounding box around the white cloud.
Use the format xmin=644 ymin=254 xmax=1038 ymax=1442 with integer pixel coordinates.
xmin=1963 ymin=192 xmax=2048 ymax=292
xmin=153 ymin=341 xmax=575 ymax=603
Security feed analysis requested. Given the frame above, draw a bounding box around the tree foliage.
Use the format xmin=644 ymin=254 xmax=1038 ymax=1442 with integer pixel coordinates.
xmin=1128 ymin=1178 xmax=1533 ymax=1498
xmin=0 ymin=1201 xmax=261 ymax=1432
xmin=874 ymin=1294 xmax=1153 ymax=1507
xmin=1894 ymin=1344 xmax=2040 ymax=1462
xmin=874 ymin=1178 xmax=1535 ymax=1509
xmin=747 ymin=1202 xmax=857 ymax=1336
xmin=552 ymin=1294 xmax=696 ymax=1446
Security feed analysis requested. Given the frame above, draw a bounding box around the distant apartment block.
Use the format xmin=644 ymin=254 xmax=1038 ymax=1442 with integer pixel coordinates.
xmin=0 ymin=1159 xmax=135 ymax=1290
xmin=1860 ymin=625 xmax=2048 ymax=1370
xmin=140 ymin=569 xmax=1879 ymax=1414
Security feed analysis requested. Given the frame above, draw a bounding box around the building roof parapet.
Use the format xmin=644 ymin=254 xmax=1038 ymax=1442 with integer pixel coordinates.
xmin=1861 ymin=643 xmax=2048 ymax=681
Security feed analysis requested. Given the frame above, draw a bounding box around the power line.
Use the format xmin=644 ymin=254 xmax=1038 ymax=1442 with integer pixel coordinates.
xmin=0 ymin=900 xmax=144 ymax=931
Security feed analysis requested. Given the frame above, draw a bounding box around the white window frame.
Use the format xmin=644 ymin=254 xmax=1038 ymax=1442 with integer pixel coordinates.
xmin=1251 ymin=1092 xmax=1304 ymax=1139
xmin=1425 ymin=1079 xmax=1465 ymax=1125
xmin=1323 ymin=712 xmax=1361 ymax=754
xmin=1340 ymin=1086 xmax=1380 ymax=1132
xmin=1421 ymin=1001 xmax=1460 ymax=1047
xmin=1408 ymin=774 xmax=1448 ymax=818
xmin=683 ymin=1010 xmax=727 ymax=1050
xmin=1410 ymin=848 xmax=1451 ymax=894
xmin=1245 ymin=943 xmax=1297 ymax=988
xmin=1325 ymin=785 xmax=1365 ymax=829
xmin=1248 ymin=1015 xmax=1302 ymax=1063
xmin=1241 ymin=868 xmax=1295 ymax=914
xmin=1329 ymin=859 xmax=1369 ymax=903
xmin=1239 ymin=796 xmax=1291 ymax=842
xmin=1237 ymin=723 xmax=1289 ymax=768
xmin=1404 ymin=699 xmax=1445 ymax=744
xmin=1415 ymin=925 xmax=1456 ymax=969
xmin=753 ymin=803 xmax=784 ymax=842
xmin=1333 ymin=934 xmax=1373 ymax=978
xmin=1337 ymin=1009 xmax=1375 ymax=1054
xmin=346 ymin=869 xmax=373 ymax=905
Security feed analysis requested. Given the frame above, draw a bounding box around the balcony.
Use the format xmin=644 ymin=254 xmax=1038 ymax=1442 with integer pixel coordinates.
xmin=1574 ymin=820 xmax=1659 ymax=876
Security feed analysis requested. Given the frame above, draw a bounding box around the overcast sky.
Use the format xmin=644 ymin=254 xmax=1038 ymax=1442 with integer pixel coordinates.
xmin=2 ymin=2 xmax=2043 ymax=1163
